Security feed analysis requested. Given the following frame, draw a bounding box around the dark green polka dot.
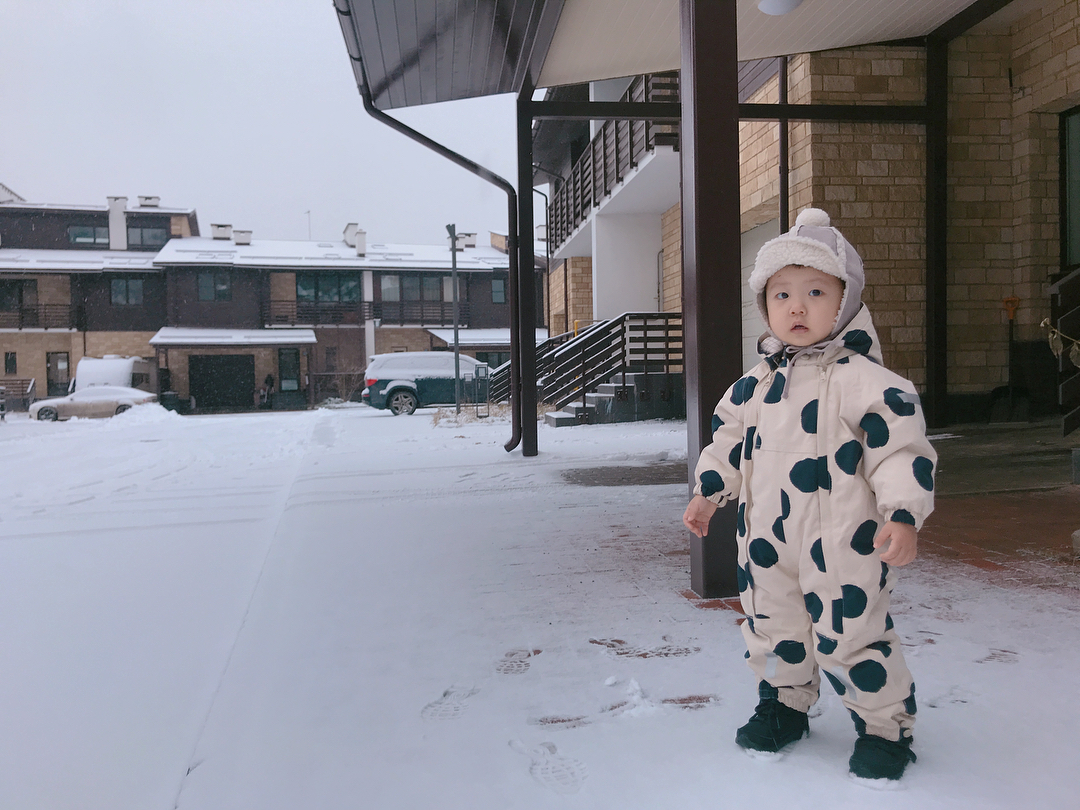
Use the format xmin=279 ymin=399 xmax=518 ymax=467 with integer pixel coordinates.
xmin=729 ymin=441 xmax=743 ymax=470
xmin=860 ymin=412 xmax=890 ymax=448
xmin=885 ymin=613 xmax=894 ymax=632
xmin=801 ymin=399 xmax=818 ymax=433
xmin=831 ymin=599 xmax=844 ymax=634
xmin=842 ymin=584 xmax=868 ymax=619
xmin=764 ymin=373 xmax=786 ymax=404
xmin=891 ymin=508 xmax=915 ymax=525
xmin=817 ymin=457 xmax=832 ymax=491
xmin=774 ymin=640 xmax=806 ymax=664
xmin=904 ymin=683 xmax=917 ymax=715
xmin=850 ymin=710 xmax=867 ymax=735
xmin=744 ymin=650 xmax=751 ymax=659
xmin=816 ymin=633 xmax=838 ymax=655
xmin=771 ymin=514 xmax=786 ymax=543
xmin=699 ymin=469 xmax=724 ymax=497
xmin=843 ymin=329 xmax=873 ymax=355
xmin=755 ymin=431 xmax=762 ymax=450
xmin=737 ymin=502 xmax=746 ymax=537
xmin=804 ymin=592 xmax=823 ymax=623
xmin=837 ymin=356 xmax=850 ymax=364
xmin=880 ymin=562 xmax=889 ymax=589
xmin=824 ymin=670 xmax=847 ymax=696
xmin=850 ymin=520 xmax=878 ymax=556
xmin=790 ymin=458 xmax=819 ymax=493
xmin=810 ymin=538 xmax=826 ymax=572
xmin=867 ymin=641 xmax=893 ymax=658
xmin=780 ymin=489 xmax=790 ymax=519
xmin=737 ymin=563 xmax=748 ymax=592
xmin=731 ymin=375 xmax=758 ymax=406
xmin=913 ymin=456 xmax=935 ymax=491
xmin=850 ymin=659 xmax=888 ymax=693
xmin=746 ymin=616 xmax=756 ymax=634
xmin=835 ymin=440 xmax=863 ymax=475
xmin=884 ymin=387 xmax=917 ymax=416
xmin=749 ymin=538 xmax=779 ymax=568
xmin=711 ymin=414 xmax=724 ymax=433
xmin=744 ymin=426 xmax=757 ymax=459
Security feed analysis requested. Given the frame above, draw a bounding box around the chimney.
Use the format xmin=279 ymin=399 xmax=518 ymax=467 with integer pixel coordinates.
xmin=355 ymin=228 xmax=367 ymax=257
xmin=233 ymin=229 xmax=252 ymax=245
xmin=211 ymin=223 xmax=233 ymax=240
xmin=138 ymin=195 xmax=160 ymax=207
xmin=107 ymin=196 xmax=128 ymax=250
xmin=460 ymin=232 xmax=477 ymax=248
xmin=342 ymin=223 xmax=358 ymax=247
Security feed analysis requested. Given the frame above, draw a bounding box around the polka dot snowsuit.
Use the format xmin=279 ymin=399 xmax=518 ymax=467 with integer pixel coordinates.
xmin=694 ymin=306 xmax=935 ymax=741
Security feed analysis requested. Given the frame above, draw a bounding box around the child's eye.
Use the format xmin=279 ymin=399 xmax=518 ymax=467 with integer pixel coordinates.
xmin=775 ymin=291 xmax=788 ymax=300
xmin=808 ymin=289 xmax=822 ymax=296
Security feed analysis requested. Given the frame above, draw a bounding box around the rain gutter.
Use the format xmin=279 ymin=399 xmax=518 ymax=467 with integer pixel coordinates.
xmin=334 ymin=0 xmax=523 ymax=452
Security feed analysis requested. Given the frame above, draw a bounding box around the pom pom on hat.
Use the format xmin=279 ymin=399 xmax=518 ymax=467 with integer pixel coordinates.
xmin=748 ymin=207 xmax=866 ymax=345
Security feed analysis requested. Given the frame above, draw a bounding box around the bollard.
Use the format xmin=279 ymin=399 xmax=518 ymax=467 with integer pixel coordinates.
xmin=1073 ymin=448 xmax=1080 ymax=485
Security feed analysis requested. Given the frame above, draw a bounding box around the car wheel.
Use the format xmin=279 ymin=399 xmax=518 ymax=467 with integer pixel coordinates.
xmin=115 ymin=404 xmax=131 ymax=415
xmin=37 ymin=407 xmax=58 ymax=421
xmin=387 ymin=390 xmax=418 ymax=415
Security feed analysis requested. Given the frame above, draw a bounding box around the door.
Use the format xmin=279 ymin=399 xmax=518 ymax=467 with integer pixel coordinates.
xmin=188 ymin=355 xmax=256 ymax=409
xmin=46 ymin=352 xmax=70 ymax=397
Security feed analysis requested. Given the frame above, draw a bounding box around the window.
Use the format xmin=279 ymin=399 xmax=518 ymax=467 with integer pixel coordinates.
xmin=4 ymin=352 xmax=15 ymax=375
xmin=68 ymin=225 xmax=109 ymax=246
xmin=491 ymin=278 xmax=506 ymax=304
xmin=1065 ymin=106 xmax=1080 ymax=269
xmin=110 ymin=277 xmax=143 ymax=305
xmin=380 ymin=275 xmax=400 ymax=302
xmin=401 ymin=276 xmax=421 ymax=301
xmin=422 ymin=275 xmax=442 ymax=302
xmin=297 ymin=273 xmax=360 ymax=304
xmin=475 ymin=351 xmax=510 ymax=368
xmin=324 ymin=346 xmax=338 ymax=372
xmin=127 ymin=226 xmax=168 ymax=248
xmin=198 ymin=270 xmax=231 ymax=301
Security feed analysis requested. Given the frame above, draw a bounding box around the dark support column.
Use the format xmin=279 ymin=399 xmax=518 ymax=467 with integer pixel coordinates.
xmin=681 ymin=0 xmax=741 ymax=597
xmin=925 ymin=36 xmax=949 ymax=428
xmin=517 ymin=90 xmax=539 ymax=456
xmin=778 ymin=56 xmax=790 ymax=233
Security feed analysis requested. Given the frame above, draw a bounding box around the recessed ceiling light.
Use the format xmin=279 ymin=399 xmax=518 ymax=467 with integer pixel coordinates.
xmin=758 ymin=0 xmax=805 ymax=15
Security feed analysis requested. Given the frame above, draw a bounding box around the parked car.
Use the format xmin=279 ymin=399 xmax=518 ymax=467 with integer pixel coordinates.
xmin=361 ymin=352 xmax=484 ymax=415
xmin=29 ymin=385 xmax=158 ymax=421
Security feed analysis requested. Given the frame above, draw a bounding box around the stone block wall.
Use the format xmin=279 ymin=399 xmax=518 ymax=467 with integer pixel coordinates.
xmin=740 ymin=77 xmax=781 ymax=230
xmin=85 ymin=332 xmax=156 ymax=359
xmin=374 ymin=328 xmax=435 ymax=354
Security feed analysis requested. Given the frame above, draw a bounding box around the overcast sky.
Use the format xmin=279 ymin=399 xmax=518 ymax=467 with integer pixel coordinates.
xmin=1 ymin=0 xmax=539 ymax=247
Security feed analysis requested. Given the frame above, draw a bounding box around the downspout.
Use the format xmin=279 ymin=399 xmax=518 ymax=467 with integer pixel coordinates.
xmin=335 ymin=2 xmax=522 ymax=451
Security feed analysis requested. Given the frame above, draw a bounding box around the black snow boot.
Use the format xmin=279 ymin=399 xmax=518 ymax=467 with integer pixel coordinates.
xmin=848 ymin=733 xmax=917 ymax=781
xmin=735 ymin=697 xmax=810 ymax=753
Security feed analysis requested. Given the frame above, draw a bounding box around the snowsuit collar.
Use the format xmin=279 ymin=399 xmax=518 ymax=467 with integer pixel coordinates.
xmin=759 ymin=304 xmax=883 ymax=398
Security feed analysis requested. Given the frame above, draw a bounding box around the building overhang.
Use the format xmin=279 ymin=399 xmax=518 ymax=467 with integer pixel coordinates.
xmin=150 ymin=328 xmax=318 ymax=347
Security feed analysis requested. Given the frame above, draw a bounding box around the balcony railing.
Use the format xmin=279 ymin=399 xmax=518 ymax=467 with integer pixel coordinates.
xmin=371 ymin=301 xmax=469 ymax=327
xmin=0 ymin=305 xmax=76 ymax=329
xmin=264 ymin=300 xmax=367 ymax=326
xmin=264 ymin=299 xmax=469 ymax=328
xmin=549 ymin=72 xmax=680 ymax=251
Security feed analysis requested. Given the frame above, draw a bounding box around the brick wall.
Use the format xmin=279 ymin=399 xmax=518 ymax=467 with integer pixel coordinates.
xmin=660 ymin=203 xmax=682 ymax=312
xmin=0 ymin=332 xmax=81 ymax=394
xmin=549 ymin=259 xmax=567 ymax=333
xmin=566 ymin=256 xmax=593 ymax=330
xmin=740 ymin=77 xmax=781 ymax=231
xmin=85 ymin=332 xmax=157 ymax=359
xmin=374 ymin=328 xmax=435 ymax=354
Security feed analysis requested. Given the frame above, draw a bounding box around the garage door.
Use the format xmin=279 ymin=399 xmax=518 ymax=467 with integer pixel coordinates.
xmin=188 ymin=354 xmax=255 ymax=409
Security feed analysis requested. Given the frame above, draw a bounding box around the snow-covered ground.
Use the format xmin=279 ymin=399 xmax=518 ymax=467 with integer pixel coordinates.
xmin=0 ymin=405 xmax=1077 ymax=809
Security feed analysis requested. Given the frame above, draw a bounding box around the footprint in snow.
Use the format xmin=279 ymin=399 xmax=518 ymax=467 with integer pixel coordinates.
xmin=925 ymin=685 xmax=975 ymax=708
xmin=976 ymin=648 xmax=1018 ymax=664
xmin=589 ymin=636 xmax=700 ymax=659
xmin=509 ymin=740 xmax=587 ymax=794
xmin=421 ymin=687 xmax=478 ymax=721
xmin=495 ymin=649 xmax=542 ymax=675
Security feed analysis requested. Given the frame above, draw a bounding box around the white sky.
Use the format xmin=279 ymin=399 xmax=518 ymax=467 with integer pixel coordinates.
xmin=0 ymin=0 xmax=545 ymax=246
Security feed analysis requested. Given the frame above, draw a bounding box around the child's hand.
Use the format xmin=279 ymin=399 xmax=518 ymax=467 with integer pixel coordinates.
xmin=683 ymin=495 xmax=718 ymax=537
xmin=874 ymin=521 xmax=918 ymax=566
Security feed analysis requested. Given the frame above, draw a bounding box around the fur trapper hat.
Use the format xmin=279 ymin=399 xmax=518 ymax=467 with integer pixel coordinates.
xmin=749 ymin=207 xmax=865 ymax=342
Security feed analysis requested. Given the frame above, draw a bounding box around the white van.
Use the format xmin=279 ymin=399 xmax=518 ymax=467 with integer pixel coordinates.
xmin=70 ymin=355 xmax=157 ymax=393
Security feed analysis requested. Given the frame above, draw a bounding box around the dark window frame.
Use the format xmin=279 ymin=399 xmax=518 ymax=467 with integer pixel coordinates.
xmin=127 ymin=226 xmax=168 ymax=249
xmin=4 ymin=351 xmax=15 ymax=375
xmin=67 ymin=224 xmax=110 ymax=248
xmin=110 ymin=277 xmax=144 ymax=306
xmin=491 ymin=277 xmax=507 ymax=304
xmin=198 ymin=270 xmax=232 ymax=302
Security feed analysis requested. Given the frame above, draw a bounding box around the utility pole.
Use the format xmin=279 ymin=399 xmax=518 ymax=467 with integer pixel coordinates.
xmin=446 ymin=223 xmax=463 ymax=413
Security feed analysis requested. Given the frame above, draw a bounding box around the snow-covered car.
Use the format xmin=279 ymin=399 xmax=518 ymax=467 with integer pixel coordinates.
xmin=29 ymin=385 xmax=158 ymax=421
xmin=361 ymin=352 xmax=483 ymax=415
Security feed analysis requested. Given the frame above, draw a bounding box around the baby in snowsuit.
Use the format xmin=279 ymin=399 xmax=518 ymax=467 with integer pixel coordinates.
xmin=683 ymin=208 xmax=936 ymax=782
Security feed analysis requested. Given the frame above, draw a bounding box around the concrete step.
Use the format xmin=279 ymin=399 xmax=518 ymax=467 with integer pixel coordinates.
xmin=544 ymin=410 xmax=579 ymax=427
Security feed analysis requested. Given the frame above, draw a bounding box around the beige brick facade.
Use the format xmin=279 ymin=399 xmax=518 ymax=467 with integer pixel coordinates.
xmin=374 ymin=327 xmax=437 ymax=354
xmin=661 ymin=204 xmax=682 ymax=313
xmin=547 ymin=257 xmax=594 ymax=335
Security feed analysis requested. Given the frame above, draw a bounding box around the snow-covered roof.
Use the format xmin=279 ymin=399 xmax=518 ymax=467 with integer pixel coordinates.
xmin=426 ymin=328 xmax=548 ymax=346
xmin=0 ymin=182 xmax=24 ymax=203
xmin=0 ymin=200 xmax=195 ymax=215
xmin=152 ymin=236 xmax=511 ymax=273
xmin=0 ymin=248 xmax=160 ymax=274
xmin=150 ymin=328 xmax=317 ymax=347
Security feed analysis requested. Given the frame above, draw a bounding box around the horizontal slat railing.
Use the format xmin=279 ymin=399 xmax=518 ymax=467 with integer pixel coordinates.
xmin=0 ymin=305 xmax=76 ymax=329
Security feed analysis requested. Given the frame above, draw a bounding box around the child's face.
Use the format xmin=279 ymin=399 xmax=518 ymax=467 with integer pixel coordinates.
xmin=764 ymin=265 xmax=845 ymax=347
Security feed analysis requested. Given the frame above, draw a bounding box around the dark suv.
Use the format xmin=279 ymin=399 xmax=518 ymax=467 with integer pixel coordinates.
xmin=361 ymin=352 xmax=484 ymax=415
